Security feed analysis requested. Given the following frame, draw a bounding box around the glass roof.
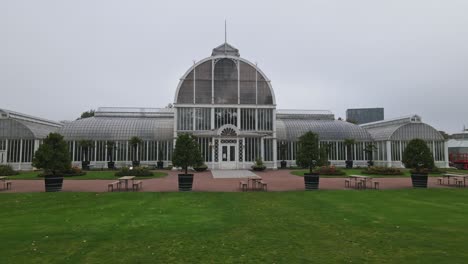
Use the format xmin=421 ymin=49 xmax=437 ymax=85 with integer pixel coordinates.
xmin=277 ymin=119 xmax=373 ymax=141
xmin=59 ymin=117 xmax=174 ymax=141
xmin=0 ymin=119 xmax=61 ymax=140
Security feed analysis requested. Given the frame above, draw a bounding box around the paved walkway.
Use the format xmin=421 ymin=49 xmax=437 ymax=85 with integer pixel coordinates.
xmin=0 ymin=169 xmax=458 ymax=193
xmin=211 ymin=170 xmax=258 ymax=179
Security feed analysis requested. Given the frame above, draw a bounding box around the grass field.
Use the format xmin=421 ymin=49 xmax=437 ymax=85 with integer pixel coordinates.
xmin=7 ymin=170 xmax=168 ymax=180
xmin=291 ymin=168 xmax=461 ymax=178
xmin=1 ymin=190 xmax=468 ymax=263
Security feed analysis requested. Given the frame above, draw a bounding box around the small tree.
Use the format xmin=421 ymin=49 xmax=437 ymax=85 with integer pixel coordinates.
xmin=172 ymin=134 xmax=203 ymax=175
xmin=296 ymin=131 xmax=320 ymax=174
xmin=79 ymin=140 xmax=94 ymax=162
xmin=317 ymin=143 xmax=331 ymax=167
xmin=129 ymin=136 xmax=143 ymax=162
xmin=402 ymin=139 xmax=434 ymax=172
xmin=279 ymin=142 xmax=287 ymax=161
xmin=33 ymin=133 xmax=71 ymax=176
xmin=78 ymin=109 xmax=95 ymax=120
xmin=364 ymin=143 xmax=377 ymax=165
xmin=106 ymin=141 xmax=115 ymax=162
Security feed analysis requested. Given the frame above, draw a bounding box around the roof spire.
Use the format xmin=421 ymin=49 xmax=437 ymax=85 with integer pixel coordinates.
xmin=224 ymin=20 xmax=227 ymax=54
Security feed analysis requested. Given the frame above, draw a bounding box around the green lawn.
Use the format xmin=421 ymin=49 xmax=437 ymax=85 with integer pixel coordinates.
xmin=7 ymin=170 xmax=168 ymax=180
xmin=1 ymin=190 xmax=468 ymax=263
xmin=291 ymin=168 xmax=461 ymax=178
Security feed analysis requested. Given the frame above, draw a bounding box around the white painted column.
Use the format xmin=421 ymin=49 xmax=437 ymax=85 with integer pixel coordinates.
xmin=237 ymin=107 xmax=241 ymax=129
xmin=4 ymin=139 xmax=8 ymax=164
xmin=386 ymin=141 xmax=392 ymax=167
xmin=211 ymin=108 xmax=215 ymax=130
xmin=126 ymin=141 xmax=129 ymax=164
xmin=104 ymin=141 xmax=108 ymax=163
xmin=94 ymin=141 xmax=97 ymax=163
xmin=260 ymin=137 xmax=264 ymax=161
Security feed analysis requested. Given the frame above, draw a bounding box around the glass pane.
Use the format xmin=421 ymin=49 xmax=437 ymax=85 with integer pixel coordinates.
xmin=222 ymin=146 xmax=228 ymax=161
xmin=230 ymin=146 xmax=236 ymax=161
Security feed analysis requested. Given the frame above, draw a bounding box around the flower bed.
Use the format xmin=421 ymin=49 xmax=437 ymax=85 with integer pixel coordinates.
xmin=361 ymin=166 xmax=403 ymax=175
xmin=314 ymin=166 xmax=346 ymax=176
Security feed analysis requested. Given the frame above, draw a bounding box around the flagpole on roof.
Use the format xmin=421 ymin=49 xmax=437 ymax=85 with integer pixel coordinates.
xmin=224 ymin=20 xmax=227 ymax=54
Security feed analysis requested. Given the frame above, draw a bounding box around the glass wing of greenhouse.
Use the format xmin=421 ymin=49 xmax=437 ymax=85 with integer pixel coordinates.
xmin=0 ymin=42 xmax=449 ymax=170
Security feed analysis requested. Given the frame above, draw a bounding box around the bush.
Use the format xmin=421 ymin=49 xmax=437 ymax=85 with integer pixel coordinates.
xmin=194 ymin=163 xmax=208 ymax=172
xmin=0 ymin=165 xmax=19 ymax=176
xmin=115 ymin=167 xmax=153 ymax=177
xmin=402 ymin=138 xmax=434 ymax=172
xmin=313 ymin=165 xmax=345 ymax=175
xmin=40 ymin=166 xmax=86 ymax=177
xmin=361 ymin=166 xmax=404 ymax=175
xmin=251 ymin=158 xmax=266 ymax=171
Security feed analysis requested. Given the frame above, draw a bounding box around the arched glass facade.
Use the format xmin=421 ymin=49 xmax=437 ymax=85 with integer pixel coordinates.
xmin=0 ymin=44 xmax=449 ymax=170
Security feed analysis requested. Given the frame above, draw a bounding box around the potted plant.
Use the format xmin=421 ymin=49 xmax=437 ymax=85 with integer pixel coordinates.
xmin=402 ymin=138 xmax=435 ymax=188
xmin=344 ymin=138 xmax=355 ymax=169
xmin=251 ymin=158 xmax=266 ymax=171
xmin=364 ymin=143 xmax=377 ymax=167
xmin=296 ymin=131 xmax=321 ymax=190
xmin=279 ymin=142 xmax=287 ymax=169
xmin=32 ymin=133 xmax=71 ymax=192
xmin=172 ymin=133 xmax=203 ymax=191
xmin=106 ymin=141 xmax=116 ymax=169
xmin=79 ymin=140 xmax=94 ymax=170
xmin=129 ymin=136 xmax=143 ymax=167
xmin=157 ymin=148 xmax=164 ymax=169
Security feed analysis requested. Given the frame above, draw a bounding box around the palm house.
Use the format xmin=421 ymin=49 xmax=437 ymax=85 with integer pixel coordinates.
xmin=0 ymin=42 xmax=449 ymax=170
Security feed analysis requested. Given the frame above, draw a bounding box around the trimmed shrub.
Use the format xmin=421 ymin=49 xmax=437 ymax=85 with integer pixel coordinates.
xmin=115 ymin=167 xmax=153 ymax=177
xmin=402 ymin=138 xmax=434 ymax=172
xmin=251 ymin=158 xmax=266 ymax=171
xmin=313 ymin=166 xmax=345 ymax=175
xmin=40 ymin=166 xmax=86 ymax=177
xmin=361 ymin=166 xmax=403 ymax=175
xmin=0 ymin=165 xmax=19 ymax=176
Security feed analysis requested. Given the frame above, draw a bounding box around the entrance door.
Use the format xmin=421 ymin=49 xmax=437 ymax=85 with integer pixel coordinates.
xmin=0 ymin=151 xmax=6 ymax=164
xmin=219 ymin=143 xmax=237 ymax=169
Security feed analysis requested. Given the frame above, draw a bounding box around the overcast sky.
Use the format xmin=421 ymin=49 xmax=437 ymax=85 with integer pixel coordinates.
xmin=1 ymin=0 xmax=467 ymax=133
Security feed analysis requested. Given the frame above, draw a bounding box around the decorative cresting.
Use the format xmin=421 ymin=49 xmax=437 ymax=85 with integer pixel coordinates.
xmin=218 ymin=124 xmax=239 ymax=137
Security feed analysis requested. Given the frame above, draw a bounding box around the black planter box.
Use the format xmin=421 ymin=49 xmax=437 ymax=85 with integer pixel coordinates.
xmin=44 ymin=176 xmax=64 ymax=192
xmin=304 ymin=173 xmax=320 ymax=190
xmin=411 ymin=173 xmax=428 ymax=188
xmin=345 ymin=160 xmax=353 ymax=169
xmin=178 ymin=174 xmax=194 ymax=191
xmin=132 ymin=160 xmax=140 ymax=167
xmin=280 ymin=160 xmax=287 ymax=169
xmin=157 ymin=161 xmax=164 ymax=169
xmin=107 ymin=161 xmax=115 ymax=169
xmin=81 ymin=161 xmax=90 ymax=170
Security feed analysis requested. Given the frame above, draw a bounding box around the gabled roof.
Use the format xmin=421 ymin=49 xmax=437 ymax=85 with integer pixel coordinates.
xmin=361 ymin=115 xmax=443 ymax=141
xmin=211 ymin=42 xmax=240 ymax=57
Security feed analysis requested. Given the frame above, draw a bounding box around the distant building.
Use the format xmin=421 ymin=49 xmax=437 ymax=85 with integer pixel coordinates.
xmin=346 ymin=108 xmax=384 ymax=125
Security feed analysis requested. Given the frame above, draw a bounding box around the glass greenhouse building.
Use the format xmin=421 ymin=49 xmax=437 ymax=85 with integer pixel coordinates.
xmin=0 ymin=42 xmax=449 ymax=170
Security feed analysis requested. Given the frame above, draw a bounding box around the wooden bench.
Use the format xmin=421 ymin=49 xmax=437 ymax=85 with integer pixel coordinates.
xmin=259 ymin=180 xmax=268 ymax=191
xmin=356 ymin=181 xmax=363 ymax=190
xmin=108 ymin=181 xmax=121 ymax=192
xmin=239 ymin=181 xmax=247 ymax=192
xmin=132 ymin=180 xmax=143 ymax=191
xmin=5 ymin=181 xmax=12 ymax=190
xmin=437 ymin=177 xmax=443 ymax=185
xmin=345 ymin=179 xmax=351 ymax=188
